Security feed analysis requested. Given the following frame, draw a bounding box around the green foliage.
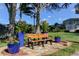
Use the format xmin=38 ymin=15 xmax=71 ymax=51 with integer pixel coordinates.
xmin=41 ymin=21 xmax=48 ymax=32
xmin=15 ymin=25 xmax=20 ymax=33
xmin=26 ymin=24 xmax=34 ymax=33
xmin=15 ymin=20 xmax=34 ymax=33
xmin=0 ymin=42 xmax=7 ymax=47
xmin=48 ymin=23 xmax=65 ymax=32
xmin=15 ymin=20 xmax=28 ymax=33
xmin=0 ymin=24 xmax=8 ymax=35
xmin=48 ymin=25 xmax=54 ymax=32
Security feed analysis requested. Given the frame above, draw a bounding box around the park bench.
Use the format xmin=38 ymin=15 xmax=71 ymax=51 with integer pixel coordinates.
xmin=26 ymin=33 xmax=52 ymax=49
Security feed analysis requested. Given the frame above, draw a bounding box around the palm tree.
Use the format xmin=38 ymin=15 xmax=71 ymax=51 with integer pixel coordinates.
xmin=19 ymin=3 xmax=22 ymax=20
xmin=5 ymin=3 xmax=17 ymax=43
xmin=75 ymin=3 xmax=79 ymax=14
xmin=20 ymin=3 xmax=70 ymax=34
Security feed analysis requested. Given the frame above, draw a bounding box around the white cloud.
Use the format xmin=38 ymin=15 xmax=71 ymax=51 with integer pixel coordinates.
xmin=58 ymin=18 xmax=67 ymax=23
xmin=15 ymin=19 xmax=25 ymax=22
xmin=48 ymin=15 xmax=51 ymax=18
xmin=15 ymin=19 xmax=20 ymax=22
xmin=43 ymin=18 xmax=47 ymax=21
xmin=58 ymin=18 xmax=67 ymax=21
xmin=71 ymin=9 xmax=75 ymax=13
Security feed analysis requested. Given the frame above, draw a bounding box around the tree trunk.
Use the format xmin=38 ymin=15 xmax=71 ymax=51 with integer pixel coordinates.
xmin=20 ymin=3 xmax=22 ymax=20
xmin=33 ymin=18 xmax=36 ymax=33
xmin=8 ymin=4 xmax=16 ymax=43
xmin=36 ymin=4 xmax=41 ymax=34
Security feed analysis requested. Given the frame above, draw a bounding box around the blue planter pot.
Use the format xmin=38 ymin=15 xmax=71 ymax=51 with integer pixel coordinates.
xmin=17 ymin=32 xmax=24 ymax=47
xmin=8 ymin=43 xmax=20 ymax=54
xmin=54 ymin=37 xmax=61 ymax=43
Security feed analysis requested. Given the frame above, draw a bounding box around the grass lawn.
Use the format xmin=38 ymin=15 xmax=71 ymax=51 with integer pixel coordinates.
xmin=0 ymin=41 xmax=7 ymax=47
xmin=48 ymin=32 xmax=79 ymax=42
xmin=49 ymin=43 xmax=79 ymax=56
xmin=48 ymin=32 xmax=79 ymax=56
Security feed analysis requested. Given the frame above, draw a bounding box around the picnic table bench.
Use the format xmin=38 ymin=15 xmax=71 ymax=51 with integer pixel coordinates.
xmin=26 ymin=33 xmax=52 ymax=49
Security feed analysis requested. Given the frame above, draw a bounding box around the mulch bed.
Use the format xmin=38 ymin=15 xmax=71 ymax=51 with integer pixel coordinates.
xmin=1 ymin=49 xmax=28 ymax=56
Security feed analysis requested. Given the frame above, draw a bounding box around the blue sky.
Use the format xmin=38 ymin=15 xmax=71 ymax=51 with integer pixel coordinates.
xmin=0 ymin=3 xmax=79 ymax=25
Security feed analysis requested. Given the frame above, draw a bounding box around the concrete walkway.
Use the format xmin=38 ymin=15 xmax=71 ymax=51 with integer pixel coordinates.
xmin=72 ymin=52 xmax=79 ymax=56
xmin=0 ymin=41 xmax=72 ymax=56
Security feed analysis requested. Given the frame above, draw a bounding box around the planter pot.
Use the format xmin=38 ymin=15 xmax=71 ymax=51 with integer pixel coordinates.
xmin=17 ymin=32 xmax=24 ymax=47
xmin=54 ymin=37 xmax=61 ymax=43
xmin=8 ymin=43 xmax=20 ymax=54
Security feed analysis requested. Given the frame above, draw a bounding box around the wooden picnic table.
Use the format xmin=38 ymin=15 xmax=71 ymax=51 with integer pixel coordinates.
xmin=26 ymin=33 xmax=52 ymax=49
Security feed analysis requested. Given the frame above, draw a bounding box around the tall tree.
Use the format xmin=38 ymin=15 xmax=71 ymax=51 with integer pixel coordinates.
xmin=19 ymin=3 xmax=22 ymax=20
xmin=75 ymin=3 xmax=79 ymax=14
xmin=20 ymin=3 xmax=70 ymax=34
xmin=5 ymin=3 xmax=17 ymax=43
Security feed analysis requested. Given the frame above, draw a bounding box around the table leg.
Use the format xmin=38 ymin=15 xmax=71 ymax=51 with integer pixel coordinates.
xmin=41 ymin=41 xmax=44 ymax=47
